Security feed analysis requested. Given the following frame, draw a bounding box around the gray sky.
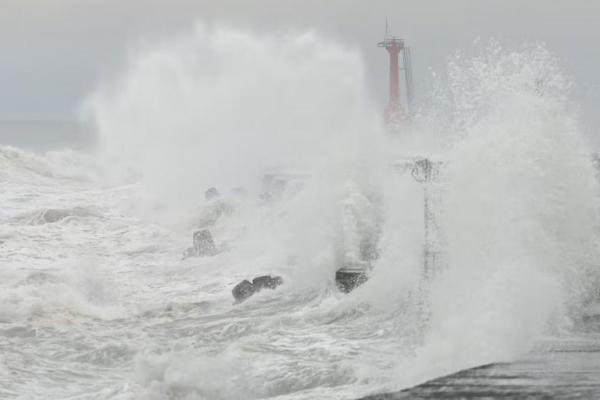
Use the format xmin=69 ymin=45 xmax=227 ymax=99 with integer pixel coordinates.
xmin=2 ymin=0 xmax=600 ymax=133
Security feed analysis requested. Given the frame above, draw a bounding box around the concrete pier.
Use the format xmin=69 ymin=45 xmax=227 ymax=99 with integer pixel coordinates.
xmin=359 ymin=336 xmax=600 ymax=399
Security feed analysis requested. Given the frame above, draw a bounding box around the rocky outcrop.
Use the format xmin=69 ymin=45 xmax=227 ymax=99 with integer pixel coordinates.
xmin=232 ymin=275 xmax=284 ymax=303
xmin=335 ymin=269 xmax=368 ymax=293
xmin=193 ymin=230 xmax=218 ymax=255
xmin=183 ymin=229 xmax=219 ymax=258
xmin=232 ymin=280 xmax=255 ymax=303
xmin=252 ymin=275 xmax=283 ymax=290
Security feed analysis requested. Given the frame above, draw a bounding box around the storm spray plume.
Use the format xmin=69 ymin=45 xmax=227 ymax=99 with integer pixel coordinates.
xmin=382 ymin=42 xmax=600 ymax=389
xmin=4 ymin=14 xmax=600 ymax=399
xmin=85 ymin=30 xmax=600 ymax=396
xmin=85 ymin=24 xmax=385 ymax=222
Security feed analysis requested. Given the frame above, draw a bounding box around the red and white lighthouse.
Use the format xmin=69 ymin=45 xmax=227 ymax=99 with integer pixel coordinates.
xmin=378 ymin=23 xmax=413 ymax=126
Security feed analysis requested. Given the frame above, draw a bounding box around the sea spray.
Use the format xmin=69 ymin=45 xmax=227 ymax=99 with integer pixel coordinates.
xmin=76 ymin=27 xmax=600 ymax=398
xmin=84 ymin=23 xmax=383 ymax=225
xmin=394 ymin=42 xmax=600 ymax=386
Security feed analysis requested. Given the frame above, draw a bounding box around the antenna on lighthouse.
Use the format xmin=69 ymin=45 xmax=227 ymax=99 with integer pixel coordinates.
xmin=385 ymin=18 xmax=390 ymax=39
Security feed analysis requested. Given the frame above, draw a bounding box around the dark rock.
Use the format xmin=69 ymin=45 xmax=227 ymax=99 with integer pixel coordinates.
xmin=193 ymin=229 xmax=218 ymax=256
xmin=335 ymin=269 xmax=368 ymax=293
xmin=252 ymin=275 xmax=284 ymax=290
xmin=232 ymin=275 xmax=284 ymax=303
xmin=41 ymin=209 xmax=71 ymax=223
xmin=205 ymin=187 xmax=220 ymax=201
xmin=232 ymin=280 xmax=256 ymax=302
xmin=183 ymin=229 xmax=219 ymax=258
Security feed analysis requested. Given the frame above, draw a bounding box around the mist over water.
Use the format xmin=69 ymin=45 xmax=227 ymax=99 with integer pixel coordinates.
xmin=405 ymin=43 xmax=600 ymax=383
xmin=86 ymin=24 xmax=384 ymax=222
xmin=2 ymin=25 xmax=600 ymax=399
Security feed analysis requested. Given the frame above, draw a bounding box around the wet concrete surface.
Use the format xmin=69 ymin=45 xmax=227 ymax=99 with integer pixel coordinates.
xmin=361 ymin=335 xmax=600 ymax=399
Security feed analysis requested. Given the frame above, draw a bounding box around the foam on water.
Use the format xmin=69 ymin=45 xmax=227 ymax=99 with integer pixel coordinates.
xmin=1 ymin=26 xmax=600 ymax=399
xmin=386 ymin=42 xmax=600 ymax=389
xmin=85 ymin=23 xmax=384 ymax=224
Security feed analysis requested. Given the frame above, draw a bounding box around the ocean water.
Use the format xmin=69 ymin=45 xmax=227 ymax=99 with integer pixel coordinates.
xmin=2 ymin=27 xmax=600 ymax=399
xmin=0 ymin=144 xmax=416 ymax=399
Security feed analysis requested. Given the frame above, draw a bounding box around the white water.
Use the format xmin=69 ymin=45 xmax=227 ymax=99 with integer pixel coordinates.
xmin=1 ymin=27 xmax=600 ymax=399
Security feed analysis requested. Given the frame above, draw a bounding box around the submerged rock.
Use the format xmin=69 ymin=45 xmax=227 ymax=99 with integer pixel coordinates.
xmin=41 ymin=209 xmax=71 ymax=223
xmin=204 ymin=187 xmax=220 ymax=201
xmin=232 ymin=275 xmax=284 ymax=303
xmin=193 ymin=230 xmax=218 ymax=255
xmin=183 ymin=229 xmax=219 ymax=258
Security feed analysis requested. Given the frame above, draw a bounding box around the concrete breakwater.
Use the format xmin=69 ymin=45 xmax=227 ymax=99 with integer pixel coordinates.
xmin=360 ymin=334 xmax=600 ymax=399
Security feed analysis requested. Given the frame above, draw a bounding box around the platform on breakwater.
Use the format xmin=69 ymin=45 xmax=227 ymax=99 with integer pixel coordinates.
xmin=359 ymin=333 xmax=600 ymax=400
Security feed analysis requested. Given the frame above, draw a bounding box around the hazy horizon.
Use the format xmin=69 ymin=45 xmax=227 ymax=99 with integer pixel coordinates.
xmin=2 ymin=1 xmax=600 ymax=146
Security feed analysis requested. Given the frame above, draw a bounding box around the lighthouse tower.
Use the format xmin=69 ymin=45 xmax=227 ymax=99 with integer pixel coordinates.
xmin=378 ymin=22 xmax=413 ymax=126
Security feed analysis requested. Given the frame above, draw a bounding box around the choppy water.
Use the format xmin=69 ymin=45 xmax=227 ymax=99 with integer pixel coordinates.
xmin=0 ymin=146 xmax=416 ymax=399
xmin=2 ymin=27 xmax=600 ymax=400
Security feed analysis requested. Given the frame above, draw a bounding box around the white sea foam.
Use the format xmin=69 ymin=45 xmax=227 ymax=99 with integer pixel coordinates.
xmin=386 ymin=42 xmax=600 ymax=389
xmin=1 ymin=27 xmax=599 ymax=400
xmin=85 ymin=23 xmax=384 ymax=225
